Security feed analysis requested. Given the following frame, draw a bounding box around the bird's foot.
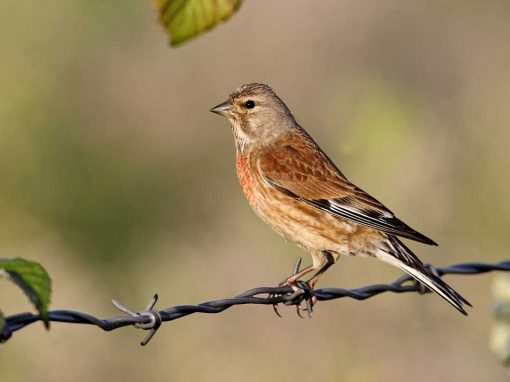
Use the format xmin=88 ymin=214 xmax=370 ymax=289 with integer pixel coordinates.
xmin=271 ymin=258 xmax=317 ymax=318
xmin=284 ymin=279 xmax=316 ymax=318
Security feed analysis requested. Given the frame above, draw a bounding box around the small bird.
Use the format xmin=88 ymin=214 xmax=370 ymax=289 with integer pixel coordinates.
xmin=211 ymin=83 xmax=470 ymax=315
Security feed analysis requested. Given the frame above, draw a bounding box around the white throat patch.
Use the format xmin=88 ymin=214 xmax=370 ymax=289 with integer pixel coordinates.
xmin=231 ymin=121 xmax=252 ymax=152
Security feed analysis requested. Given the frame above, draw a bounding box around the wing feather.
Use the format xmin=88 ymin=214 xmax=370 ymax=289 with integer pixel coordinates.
xmin=259 ymin=138 xmax=437 ymax=246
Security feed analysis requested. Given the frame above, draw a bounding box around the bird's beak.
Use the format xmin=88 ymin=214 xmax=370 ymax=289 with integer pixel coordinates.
xmin=210 ymin=100 xmax=233 ymax=117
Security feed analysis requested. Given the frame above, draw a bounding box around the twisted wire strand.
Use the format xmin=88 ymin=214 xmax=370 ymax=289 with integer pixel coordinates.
xmin=2 ymin=260 xmax=509 ymax=345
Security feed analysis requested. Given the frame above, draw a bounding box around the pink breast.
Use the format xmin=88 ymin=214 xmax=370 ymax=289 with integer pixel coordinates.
xmin=236 ymin=155 xmax=256 ymax=203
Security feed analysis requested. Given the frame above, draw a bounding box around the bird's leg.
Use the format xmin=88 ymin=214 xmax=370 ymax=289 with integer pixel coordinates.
xmin=306 ymin=251 xmax=335 ymax=289
xmin=281 ymin=264 xmax=315 ymax=286
xmin=281 ymin=264 xmax=316 ymax=318
xmin=271 ymin=257 xmax=314 ymax=317
xmin=298 ymin=251 xmax=335 ymax=316
xmin=272 ymin=254 xmax=335 ymax=318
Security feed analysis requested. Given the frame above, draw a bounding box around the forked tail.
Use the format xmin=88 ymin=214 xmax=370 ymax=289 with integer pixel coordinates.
xmin=376 ymin=236 xmax=471 ymax=315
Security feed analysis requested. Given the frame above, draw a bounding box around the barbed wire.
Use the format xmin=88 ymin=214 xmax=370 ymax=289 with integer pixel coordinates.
xmin=2 ymin=259 xmax=509 ymax=346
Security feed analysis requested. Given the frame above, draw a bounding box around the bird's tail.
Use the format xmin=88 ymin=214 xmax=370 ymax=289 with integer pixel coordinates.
xmin=376 ymin=236 xmax=471 ymax=315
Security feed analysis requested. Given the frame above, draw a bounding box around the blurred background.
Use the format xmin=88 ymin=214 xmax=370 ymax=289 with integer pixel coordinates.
xmin=1 ymin=0 xmax=510 ymax=380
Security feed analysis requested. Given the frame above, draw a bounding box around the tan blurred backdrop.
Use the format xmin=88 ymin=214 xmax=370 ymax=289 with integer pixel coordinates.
xmin=1 ymin=1 xmax=510 ymax=381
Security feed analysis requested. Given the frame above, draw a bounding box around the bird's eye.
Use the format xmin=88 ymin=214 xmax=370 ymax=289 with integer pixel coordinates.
xmin=244 ymin=100 xmax=255 ymax=109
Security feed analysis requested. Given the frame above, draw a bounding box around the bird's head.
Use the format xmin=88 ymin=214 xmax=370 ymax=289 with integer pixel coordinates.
xmin=210 ymin=83 xmax=297 ymax=151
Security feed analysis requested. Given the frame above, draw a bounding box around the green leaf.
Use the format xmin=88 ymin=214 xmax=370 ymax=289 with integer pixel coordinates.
xmin=155 ymin=0 xmax=242 ymax=46
xmin=0 ymin=258 xmax=52 ymax=328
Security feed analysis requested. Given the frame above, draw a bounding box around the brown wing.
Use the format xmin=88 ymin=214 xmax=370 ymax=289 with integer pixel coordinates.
xmin=258 ymin=138 xmax=437 ymax=246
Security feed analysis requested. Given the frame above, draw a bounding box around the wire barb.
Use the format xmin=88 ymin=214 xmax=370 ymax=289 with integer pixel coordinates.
xmin=2 ymin=259 xmax=510 ymax=346
xmin=111 ymin=294 xmax=162 ymax=346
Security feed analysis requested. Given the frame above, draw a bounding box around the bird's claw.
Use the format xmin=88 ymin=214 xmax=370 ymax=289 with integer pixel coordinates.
xmin=272 ymin=278 xmax=316 ymax=319
xmin=270 ymin=257 xmax=317 ymax=318
xmin=270 ymin=257 xmax=303 ymax=317
xmin=272 ymin=301 xmax=282 ymax=318
xmin=268 ymin=278 xmax=288 ymax=318
xmin=294 ymin=280 xmax=316 ymax=319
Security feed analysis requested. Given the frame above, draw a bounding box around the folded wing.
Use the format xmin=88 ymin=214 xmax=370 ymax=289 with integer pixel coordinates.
xmin=259 ymin=139 xmax=437 ymax=246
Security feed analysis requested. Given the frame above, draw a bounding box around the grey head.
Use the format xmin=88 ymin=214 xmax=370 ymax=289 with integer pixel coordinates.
xmin=210 ymin=83 xmax=298 ymax=151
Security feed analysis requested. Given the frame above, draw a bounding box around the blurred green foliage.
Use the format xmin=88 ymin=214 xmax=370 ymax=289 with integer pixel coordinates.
xmin=491 ymin=275 xmax=510 ymax=364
